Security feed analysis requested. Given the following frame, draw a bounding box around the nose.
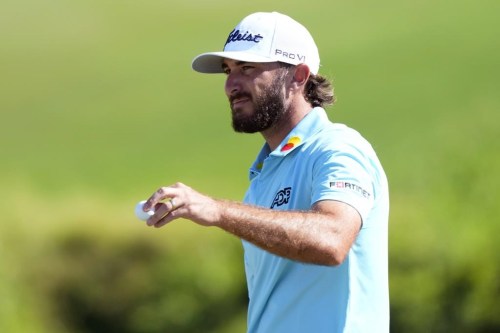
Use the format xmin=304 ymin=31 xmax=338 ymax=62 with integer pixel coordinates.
xmin=224 ymin=71 xmax=241 ymax=98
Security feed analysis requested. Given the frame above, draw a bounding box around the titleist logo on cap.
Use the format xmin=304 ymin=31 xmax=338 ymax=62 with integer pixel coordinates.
xmin=225 ymin=29 xmax=264 ymax=46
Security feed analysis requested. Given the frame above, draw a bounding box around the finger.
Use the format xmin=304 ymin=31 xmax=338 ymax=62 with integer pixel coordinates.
xmin=146 ymin=198 xmax=179 ymax=226
xmin=144 ymin=186 xmax=176 ymax=211
xmin=153 ymin=217 xmax=171 ymax=228
xmin=169 ymin=197 xmax=178 ymax=211
xmin=153 ymin=205 xmax=187 ymax=228
xmin=151 ymin=207 xmax=177 ymax=228
xmin=145 ymin=203 xmax=169 ymax=226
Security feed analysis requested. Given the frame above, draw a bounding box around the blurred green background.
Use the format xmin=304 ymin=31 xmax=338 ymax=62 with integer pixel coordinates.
xmin=1 ymin=0 xmax=499 ymax=332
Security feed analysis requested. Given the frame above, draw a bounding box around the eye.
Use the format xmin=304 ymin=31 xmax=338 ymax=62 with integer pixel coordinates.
xmin=241 ymin=65 xmax=254 ymax=72
xmin=222 ymin=67 xmax=231 ymax=75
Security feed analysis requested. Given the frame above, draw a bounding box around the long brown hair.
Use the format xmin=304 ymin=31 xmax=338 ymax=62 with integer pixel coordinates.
xmin=279 ymin=62 xmax=336 ymax=108
xmin=304 ymin=73 xmax=335 ymax=108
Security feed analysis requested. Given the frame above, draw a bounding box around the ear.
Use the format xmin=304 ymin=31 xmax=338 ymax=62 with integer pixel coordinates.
xmin=292 ymin=64 xmax=311 ymax=88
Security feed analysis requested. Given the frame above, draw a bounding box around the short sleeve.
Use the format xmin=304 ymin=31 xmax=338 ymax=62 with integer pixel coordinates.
xmin=311 ymin=143 xmax=376 ymax=223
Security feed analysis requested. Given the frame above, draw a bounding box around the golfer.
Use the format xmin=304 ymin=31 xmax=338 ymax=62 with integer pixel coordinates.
xmin=143 ymin=11 xmax=389 ymax=333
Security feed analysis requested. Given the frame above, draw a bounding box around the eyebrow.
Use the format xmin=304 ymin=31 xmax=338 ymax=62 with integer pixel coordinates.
xmin=221 ymin=60 xmax=249 ymax=71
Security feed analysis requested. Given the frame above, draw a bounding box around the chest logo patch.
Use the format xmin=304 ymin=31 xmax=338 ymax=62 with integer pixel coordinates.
xmin=270 ymin=187 xmax=292 ymax=209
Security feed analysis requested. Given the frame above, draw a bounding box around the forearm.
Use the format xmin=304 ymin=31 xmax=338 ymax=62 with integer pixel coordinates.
xmin=215 ymin=200 xmax=352 ymax=266
xmin=143 ymin=183 xmax=360 ymax=265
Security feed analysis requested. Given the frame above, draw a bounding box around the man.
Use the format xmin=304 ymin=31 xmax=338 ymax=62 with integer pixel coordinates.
xmin=143 ymin=11 xmax=389 ymax=333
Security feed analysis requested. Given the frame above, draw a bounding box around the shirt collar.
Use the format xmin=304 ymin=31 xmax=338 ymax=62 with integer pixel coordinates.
xmin=249 ymin=107 xmax=329 ymax=177
xmin=271 ymin=107 xmax=329 ymax=157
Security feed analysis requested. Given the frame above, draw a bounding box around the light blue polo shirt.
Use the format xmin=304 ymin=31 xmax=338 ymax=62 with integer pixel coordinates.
xmin=242 ymin=107 xmax=389 ymax=333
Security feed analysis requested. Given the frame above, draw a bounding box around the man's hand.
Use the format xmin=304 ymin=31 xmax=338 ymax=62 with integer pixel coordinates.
xmin=143 ymin=182 xmax=221 ymax=228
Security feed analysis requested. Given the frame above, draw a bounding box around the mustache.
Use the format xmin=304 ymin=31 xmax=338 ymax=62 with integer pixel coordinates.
xmin=229 ymin=92 xmax=252 ymax=105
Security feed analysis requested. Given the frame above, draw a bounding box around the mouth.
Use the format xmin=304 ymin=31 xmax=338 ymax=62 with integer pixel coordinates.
xmin=230 ymin=94 xmax=251 ymax=109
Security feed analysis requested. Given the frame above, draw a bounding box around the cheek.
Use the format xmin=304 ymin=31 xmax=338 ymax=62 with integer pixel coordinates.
xmin=224 ymin=78 xmax=232 ymax=97
xmin=252 ymin=81 xmax=270 ymax=98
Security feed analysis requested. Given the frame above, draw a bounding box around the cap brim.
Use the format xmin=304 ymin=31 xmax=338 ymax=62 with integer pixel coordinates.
xmin=192 ymin=51 xmax=276 ymax=74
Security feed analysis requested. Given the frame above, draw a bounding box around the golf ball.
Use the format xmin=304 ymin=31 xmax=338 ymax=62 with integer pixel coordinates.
xmin=135 ymin=200 xmax=154 ymax=221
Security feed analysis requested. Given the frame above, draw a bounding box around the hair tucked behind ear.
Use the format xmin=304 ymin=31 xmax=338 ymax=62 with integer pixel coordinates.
xmin=304 ymin=74 xmax=335 ymax=108
xmin=278 ymin=62 xmax=336 ymax=108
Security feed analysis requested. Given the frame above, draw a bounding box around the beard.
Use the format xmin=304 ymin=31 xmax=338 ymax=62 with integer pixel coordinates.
xmin=230 ymin=71 xmax=289 ymax=133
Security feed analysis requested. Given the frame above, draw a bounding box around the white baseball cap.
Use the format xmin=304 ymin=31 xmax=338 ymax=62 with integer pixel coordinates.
xmin=192 ymin=12 xmax=320 ymax=74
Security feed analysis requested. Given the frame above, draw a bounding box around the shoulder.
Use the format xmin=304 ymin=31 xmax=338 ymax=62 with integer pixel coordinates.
xmin=304 ymin=122 xmax=375 ymax=159
xmin=304 ymin=122 xmax=387 ymax=188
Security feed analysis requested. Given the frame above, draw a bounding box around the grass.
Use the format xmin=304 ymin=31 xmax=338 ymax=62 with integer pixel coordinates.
xmin=1 ymin=0 xmax=499 ymax=331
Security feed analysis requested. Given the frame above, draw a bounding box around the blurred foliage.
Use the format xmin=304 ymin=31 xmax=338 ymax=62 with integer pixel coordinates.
xmin=1 ymin=0 xmax=499 ymax=332
xmin=0 ymin=187 xmax=247 ymax=333
xmin=34 ymin=229 xmax=247 ymax=333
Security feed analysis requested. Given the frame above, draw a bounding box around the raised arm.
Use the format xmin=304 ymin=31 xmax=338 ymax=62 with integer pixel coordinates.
xmin=143 ymin=182 xmax=361 ymax=266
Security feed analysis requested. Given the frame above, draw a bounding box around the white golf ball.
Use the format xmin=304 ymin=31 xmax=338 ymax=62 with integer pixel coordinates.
xmin=135 ymin=200 xmax=154 ymax=221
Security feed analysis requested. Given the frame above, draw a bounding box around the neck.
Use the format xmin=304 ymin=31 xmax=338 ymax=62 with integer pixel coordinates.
xmin=261 ymin=100 xmax=314 ymax=151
